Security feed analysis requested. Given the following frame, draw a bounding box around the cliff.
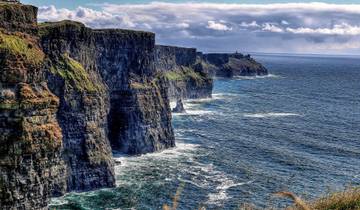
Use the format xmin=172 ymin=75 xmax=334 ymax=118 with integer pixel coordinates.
xmin=155 ymin=45 xmax=213 ymax=101
xmin=94 ymin=30 xmax=174 ymax=154
xmin=0 ymin=3 xmax=176 ymax=209
xmin=0 ymin=3 xmax=66 ymax=209
xmin=39 ymin=21 xmax=115 ymax=192
xmin=202 ymin=53 xmax=268 ymax=77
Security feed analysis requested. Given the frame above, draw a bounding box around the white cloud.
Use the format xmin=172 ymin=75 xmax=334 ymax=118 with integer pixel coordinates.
xmin=286 ymin=23 xmax=360 ymax=35
xmin=240 ymin=21 xmax=260 ymax=28
xmin=206 ymin=20 xmax=232 ymax=31
xmin=262 ymin=23 xmax=283 ymax=33
xmin=37 ymin=2 xmax=360 ymax=54
xmin=281 ymin=20 xmax=289 ymax=25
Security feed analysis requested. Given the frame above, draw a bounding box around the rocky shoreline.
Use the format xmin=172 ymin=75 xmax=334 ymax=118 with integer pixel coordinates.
xmin=0 ymin=2 xmax=268 ymax=209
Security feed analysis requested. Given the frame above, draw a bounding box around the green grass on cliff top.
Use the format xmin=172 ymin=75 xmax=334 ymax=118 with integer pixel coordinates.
xmin=0 ymin=32 xmax=44 ymax=64
xmin=50 ymin=54 xmax=103 ymax=93
xmin=164 ymin=67 xmax=201 ymax=81
xmin=163 ymin=67 xmax=207 ymax=84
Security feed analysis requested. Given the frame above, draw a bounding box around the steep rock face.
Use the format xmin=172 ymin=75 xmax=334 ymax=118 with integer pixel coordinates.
xmin=39 ymin=21 xmax=115 ymax=192
xmin=0 ymin=3 xmax=37 ymax=34
xmin=155 ymin=45 xmax=213 ymax=101
xmin=0 ymin=3 xmax=66 ymax=209
xmin=94 ymin=30 xmax=175 ymax=154
xmin=1 ymin=3 xmax=177 ymax=209
xmin=203 ymin=53 xmax=268 ymax=77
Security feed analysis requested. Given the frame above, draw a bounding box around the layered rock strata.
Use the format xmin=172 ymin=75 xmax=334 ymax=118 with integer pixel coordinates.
xmin=0 ymin=4 xmax=66 ymax=209
xmin=39 ymin=21 xmax=115 ymax=192
xmin=202 ymin=53 xmax=268 ymax=77
xmin=155 ymin=45 xmax=213 ymax=100
xmin=94 ymin=30 xmax=175 ymax=154
xmin=0 ymin=3 xmax=176 ymax=209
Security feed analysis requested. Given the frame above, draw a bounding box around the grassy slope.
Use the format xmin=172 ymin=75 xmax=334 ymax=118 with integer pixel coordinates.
xmin=0 ymin=31 xmax=44 ymax=64
xmin=50 ymin=54 xmax=103 ymax=93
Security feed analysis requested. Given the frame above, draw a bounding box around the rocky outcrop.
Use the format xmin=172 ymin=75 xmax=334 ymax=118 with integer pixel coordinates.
xmin=1 ymin=3 xmax=176 ymax=209
xmin=155 ymin=45 xmax=213 ymax=101
xmin=202 ymin=53 xmax=268 ymax=77
xmin=0 ymin=3 xmax=66 ymax=209
xmin=94 ymin=30 xmax=175 ymax=154
xmin=172 ymin=99 xmax=185 ymax=113
xmin=39 ymin=21 xmax=115 ymax=192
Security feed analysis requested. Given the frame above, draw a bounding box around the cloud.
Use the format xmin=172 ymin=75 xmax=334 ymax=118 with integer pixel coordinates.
xmin=38 ymin=2 xmax=360 ymax=54
xmin=207 ymin=21 xmax=232 ymax=31
xmin=240 ymin=21 xmax=260 ymax=28
xmin=262 ymin=23 xmax=283 ymax=33
xmin=281 ymin=20 xmax=289 ymax=25
xmin=286 ymin=23 xmax=360 ymax=35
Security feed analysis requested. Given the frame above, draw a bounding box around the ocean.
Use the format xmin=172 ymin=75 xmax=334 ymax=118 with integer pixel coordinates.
xmin=50 ymin=54 xmax=360 ymax=209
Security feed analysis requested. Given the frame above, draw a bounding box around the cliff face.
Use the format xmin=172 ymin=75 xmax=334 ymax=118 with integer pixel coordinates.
xmin=1 ymin=3 xmax=177 ymax=209
xmin=202 ymin=53 xmax=268 ymax=77
xmin=155 ymin=45 xmax=213 ymax=101
xmin=94 ymin=30 xmax=175 ymax=154
xmin=39 ymin=21 xmax=115 ymax=192
xmin=0 ymin=4 xmax=66 ymax=209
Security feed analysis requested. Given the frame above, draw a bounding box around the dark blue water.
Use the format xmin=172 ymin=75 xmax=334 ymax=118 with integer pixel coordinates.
xmin=51 ymin=54 xmax=360 ymax=209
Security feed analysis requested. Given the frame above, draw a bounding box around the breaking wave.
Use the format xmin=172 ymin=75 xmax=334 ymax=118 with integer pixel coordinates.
xmin=243 ymin=112 xmax=301 ymax=118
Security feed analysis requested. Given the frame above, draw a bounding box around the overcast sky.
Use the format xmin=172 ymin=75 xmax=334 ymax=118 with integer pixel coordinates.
xmin=23 ymin=0 xmax=360 ymax=55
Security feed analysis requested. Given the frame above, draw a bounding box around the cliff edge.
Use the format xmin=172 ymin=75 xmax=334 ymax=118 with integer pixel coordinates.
xmin=202 ymin=53 xmax=268 ymax=77
xmin=155 ymin=45 xmax=213 ymax=101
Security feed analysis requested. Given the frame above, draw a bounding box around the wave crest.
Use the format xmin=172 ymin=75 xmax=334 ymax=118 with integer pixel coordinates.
xmin=243 ymin=112 xmax=301 ymax=118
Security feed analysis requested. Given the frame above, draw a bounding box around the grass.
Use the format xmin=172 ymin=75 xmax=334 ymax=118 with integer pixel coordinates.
xmin=38 ymin=20 xmax=85 ymax=37
xmin=0 ymin=31 xmax=44 ymax=64
xmin=274 ymin=188 xmax=360 ymax=210
xmin=163 ymin=67 xmax=207 ymax=85
xmin=302 ymin=188 xmax=360 ymax=210
xmin=130 ymin=81 xmax=152 ymax=90
xmin=0 ymin=102 xmax=19 ymax=110
xmin=162 ymin=187 xmax=360 ymax=210
xmin=50 ymin=54 xmax=103 ymax=93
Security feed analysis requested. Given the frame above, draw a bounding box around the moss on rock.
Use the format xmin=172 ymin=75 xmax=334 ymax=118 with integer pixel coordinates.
xmin=49 ymin=54 xmax=103 ymax=93
xmin=163 ymin=67 xmax=207 ymax=85
xmin=0 ymin=31 xmax=44 ymax=64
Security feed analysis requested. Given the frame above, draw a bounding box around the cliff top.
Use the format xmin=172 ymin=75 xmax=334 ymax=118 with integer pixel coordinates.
xmin=39 ymin=20 xmax=85 ymax=29
xmin=156 ymin=44 xmax=196 ymax=51
xmin=38 ymin=20 xmax=154 ymax=38
xmin=0 ymin=3 xmax=37 ymax=33
xmin=94 ymin=28 xmax=154 ymax=37
xmin=0 ymin=0 xmax=20 ymax=4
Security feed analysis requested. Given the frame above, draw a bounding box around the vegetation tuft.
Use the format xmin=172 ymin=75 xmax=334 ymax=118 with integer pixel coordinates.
xmin=0 ymin=31 xmax=44 ymax=64
xmin=163 ymin=67 xmax=208 ymax=85
xmin=49 ymin=54 xmax=103 ymax=93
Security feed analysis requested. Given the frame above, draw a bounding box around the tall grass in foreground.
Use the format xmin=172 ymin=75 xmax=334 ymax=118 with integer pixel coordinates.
xmin=284 ymin=187 xmax=360 ymax=210
xmin=163 ymin=186 xmax=360 ymax=210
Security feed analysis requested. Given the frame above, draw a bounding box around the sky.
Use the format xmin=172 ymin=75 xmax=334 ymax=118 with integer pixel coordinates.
xmin=23 ymin=0 xmax=360 ymax=54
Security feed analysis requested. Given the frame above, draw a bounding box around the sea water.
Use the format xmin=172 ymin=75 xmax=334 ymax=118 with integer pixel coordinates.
xmin=50 ymin=54 xmax=360 ymax=209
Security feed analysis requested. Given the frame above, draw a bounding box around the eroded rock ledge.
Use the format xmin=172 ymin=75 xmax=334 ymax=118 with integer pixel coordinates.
xmin=155 ymin=45 xmax=213 ymax=101
xmin=201 ymin=52 xmax=268 ymax=77
xmin=0 ymin=4 xmax=174 ymax=209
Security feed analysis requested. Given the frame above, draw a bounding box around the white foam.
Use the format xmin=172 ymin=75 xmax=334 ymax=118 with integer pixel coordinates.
xmin=172 ymin=110 xmax=214 ymax=116
xmin=243 ymin=112 xmax=301 ymax=118
xmin=170 ymin=101 xmax=177 ymax=109
xmin=234 ymin=74 xmax=281 ymax=80
xmin=49 ymin=197 xmax=69 ymax=206
xmin=171 ymin=101 xmax=215 ymax=116
xmin=207 ymin=180 xmax=253 ymax=205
